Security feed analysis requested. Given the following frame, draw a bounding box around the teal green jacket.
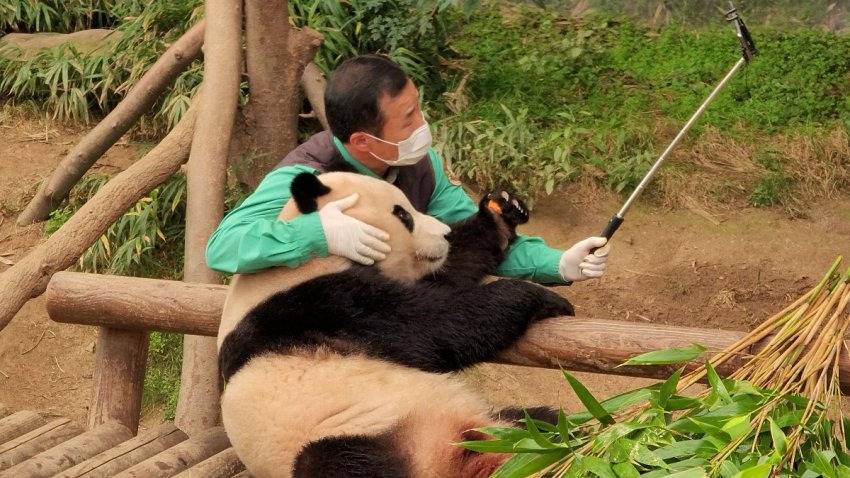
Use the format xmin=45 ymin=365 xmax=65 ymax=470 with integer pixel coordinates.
xmin=205 ymin=137 xmax=565 ymax=284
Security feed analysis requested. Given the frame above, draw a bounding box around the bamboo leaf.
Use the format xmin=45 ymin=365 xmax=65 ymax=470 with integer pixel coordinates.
xmin=767 ymin=418 xmax=787 ymax=455
xmin=612 ymin=462 xmax=640 ymax=478
xmin=705 ymin=362 xmax=732 ymax=404
xmin=563 ymin=371 xmax=614 ymax=425
xmin=490 ymin=448 xmax=569 ymax=478
xmin=659 ymin=367 xmax=683 ymax=409
xmin=620 ymin=344 xmax=706 ymax=366
xmin=730 ymin=463 xmax=772 ymax=478
xmin=582 ymin=456 xmax=617 ymax=478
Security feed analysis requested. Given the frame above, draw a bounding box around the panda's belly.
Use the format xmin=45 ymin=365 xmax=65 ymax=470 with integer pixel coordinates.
xmin=221 ymin=350 xmax=492 ymax=478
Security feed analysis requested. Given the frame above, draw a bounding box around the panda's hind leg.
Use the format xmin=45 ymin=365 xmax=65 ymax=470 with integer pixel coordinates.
xmin=493 ymin=406 xmax=560 ymax=426
xmin=293 ymin=433 xmax=408 ymax=478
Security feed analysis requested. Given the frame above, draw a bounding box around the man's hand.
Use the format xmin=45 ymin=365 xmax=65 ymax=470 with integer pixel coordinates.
xmin=558 ymin=237 xmax=610 ymax=282
xmin=319 ymin=194 xmax=391 ymax=265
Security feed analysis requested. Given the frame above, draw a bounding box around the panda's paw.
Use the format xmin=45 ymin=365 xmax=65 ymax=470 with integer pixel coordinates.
xmin=481 ymin=191 xmax=530 ymax=228
xmin=534 ymin=289 xmax=575 ymax=320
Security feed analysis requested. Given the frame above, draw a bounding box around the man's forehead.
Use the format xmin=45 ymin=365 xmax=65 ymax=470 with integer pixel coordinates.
xmin=379 ymin=82 xmax=418 ymax=113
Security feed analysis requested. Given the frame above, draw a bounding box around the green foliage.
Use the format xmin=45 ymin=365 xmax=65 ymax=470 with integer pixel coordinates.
xmin=464 ymin=360 xmax=850 ymax=477
xmin=749 ymin=172 xmax=790 ymax=207
xmin=143 ymin=331 xmax=182 ymax=420
xmin=1 ymin=0 xmax=469 ymax=132
xmin=438 ymin=3 xmax=850 ymax=202
xmin=435 ymin=105 xmax=579 ymax=206
xmin=0 ymin=0 xmax=125 ymax=33
xmin=0 ymin=0 xmax=203 ymax=128
xmin=748 ymin=148 xmax=792 ymax=207
xmin=46 ymin=173 xmax=187 ymax=277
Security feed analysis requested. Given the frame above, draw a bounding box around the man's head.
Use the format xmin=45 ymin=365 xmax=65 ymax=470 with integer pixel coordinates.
xmin=325 ymin=55 xmax=429 ymax=169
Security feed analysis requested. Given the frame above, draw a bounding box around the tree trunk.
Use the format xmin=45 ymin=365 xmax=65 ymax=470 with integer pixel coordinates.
xmin=238 ymin=0 xmax=322 ymax=188
xmin=174 ymin=0 xmax=242 ymax=437
xmin=0 ymin=103 xmax=198 ymax=333
xmin=301 ymin=62 xmax=329 ymax=131
xmin=16 ymin=21 xmax=206 ymax=226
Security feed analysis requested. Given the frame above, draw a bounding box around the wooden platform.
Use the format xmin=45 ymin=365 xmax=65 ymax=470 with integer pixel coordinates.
xmin=0 ymin=405 xmax=247 ymax=478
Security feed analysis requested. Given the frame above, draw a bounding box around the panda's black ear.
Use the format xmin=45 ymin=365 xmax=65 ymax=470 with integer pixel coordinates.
xmin=291 ymin=173 xmax=331 ymax=213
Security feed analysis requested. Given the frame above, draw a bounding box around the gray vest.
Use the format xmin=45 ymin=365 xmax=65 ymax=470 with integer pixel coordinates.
xmin=275 ymin=131 xmax=436 ymax=213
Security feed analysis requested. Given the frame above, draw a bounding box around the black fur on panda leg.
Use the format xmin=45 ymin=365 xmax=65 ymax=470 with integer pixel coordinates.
xmin=492 ymin=406 xmax=561 ymax=426
xmin=218 ymin=268 xmax=574 ymax=381
xmin=427 ymin=191 xmax=530 ymax=289
xmin=359 ymin=277 xmax=575 ymax=373
xmin=292 ymin=433 xmax=408 ymax=478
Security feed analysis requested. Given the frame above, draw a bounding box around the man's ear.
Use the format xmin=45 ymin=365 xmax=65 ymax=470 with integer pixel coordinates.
xmin=290 ymin=173 xmax=331 ymax=213
xmin=347 ymin=131 xmax=372 ymax=154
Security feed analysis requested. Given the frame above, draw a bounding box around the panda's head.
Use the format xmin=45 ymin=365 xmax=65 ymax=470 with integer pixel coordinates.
xmin=283 ymin=172 xmax=451 ymax=283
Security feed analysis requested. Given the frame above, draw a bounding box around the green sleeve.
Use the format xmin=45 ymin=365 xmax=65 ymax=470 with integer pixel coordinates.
xmin=205 ymin=165 xmax=329 ymax=274
xmin=425 ymin=149 xmax=567 ymax=285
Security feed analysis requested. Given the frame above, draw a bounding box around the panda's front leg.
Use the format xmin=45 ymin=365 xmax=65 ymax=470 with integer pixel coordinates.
xmin=373 ymin=279 xmax=574 ymax=373
xmin=427 ymin=190 xmax=530 ymax=289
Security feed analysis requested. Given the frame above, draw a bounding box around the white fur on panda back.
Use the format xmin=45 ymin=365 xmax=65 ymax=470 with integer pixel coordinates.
xmin=221 ymin=350 xmax=496 ymax=478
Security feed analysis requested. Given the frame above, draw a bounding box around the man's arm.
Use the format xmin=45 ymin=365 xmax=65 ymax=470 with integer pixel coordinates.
xmin=425 ymin=150 xmax=568 ymax=285
xmin=205 ymin=165 xmax=329 ymax=274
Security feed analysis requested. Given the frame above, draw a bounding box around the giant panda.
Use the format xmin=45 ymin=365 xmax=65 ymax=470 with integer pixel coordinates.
xmin=217 ymin=171 xmax=573 ymax=478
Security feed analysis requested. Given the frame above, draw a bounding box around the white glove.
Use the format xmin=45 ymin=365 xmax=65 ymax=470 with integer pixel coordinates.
xmin=319 ymin=194 xmax=391 ymax=265
xmin=559 ymin=237 xmax=610 ymax=282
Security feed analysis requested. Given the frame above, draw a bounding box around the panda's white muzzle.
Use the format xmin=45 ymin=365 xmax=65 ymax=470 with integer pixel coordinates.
xmin=413 ymin=214 xmax=451 ymax=267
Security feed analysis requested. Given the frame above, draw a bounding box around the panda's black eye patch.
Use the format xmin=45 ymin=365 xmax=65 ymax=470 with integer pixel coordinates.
xmin=392 ymin=205 xmax=414 ymax=232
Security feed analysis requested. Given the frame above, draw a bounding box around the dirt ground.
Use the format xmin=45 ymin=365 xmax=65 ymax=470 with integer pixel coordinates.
xmin=0 ymin=110 xmax=849 ymax=429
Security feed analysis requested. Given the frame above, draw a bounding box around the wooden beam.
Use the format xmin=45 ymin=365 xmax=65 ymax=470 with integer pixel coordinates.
xmin=172 ymin=447 xmax=245 ymax=478
xmin=3 ymin=421 xmax=132 ymax=478
xmin=114 ymin=426 xmax=230 ymax=478
xmin=87 ymin=328 xmax=148 ymax=434
xmin=56 ymin=422 xmax=187 ymax=478
xmin=47 ymin=272 xmax=226 ymax=336
xmin=0 ymin=411 xmax=47 ymax=444
xmin=45 ymin=272 xmax=850 ymax=392
xmin=0 ymin=418 xmax=82 ymax=469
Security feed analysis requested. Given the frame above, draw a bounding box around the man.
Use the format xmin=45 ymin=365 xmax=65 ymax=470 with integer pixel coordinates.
xmin=205 ymin=54 xmax=609 ymax=285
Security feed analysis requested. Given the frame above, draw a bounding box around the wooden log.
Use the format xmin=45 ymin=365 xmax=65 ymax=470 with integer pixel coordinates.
xmin=16 ymin=20 xmax=206 ymax=226
xmin=2 ymin=421 xmax=131 ymax=478
xmin=231 ymin=471 xmax=252 ymax=478
xmin=301 ymin=62 xmax=329 ymax=131
xmin=47 ymin=272 xmax=227 ymax=336
xmin=87 ymin=328 xmax=148 ymax=434
xmin=172 ymin=447 xmax=245 ymax=478
xmin=174 ymin=0 xmax=242 ymax=437
xmin=0 ymin=100 xmax=198 ymax=333
xmin=0 ymin=410 xmax=46 ymax=444
xmin=44 ymin=272 xmax=850 ymax=392
xmin=55 ymin=422 xmax=188 ymax=478
xmin=114 ymin=426 xmax=230 ymax=478
xmin=240 ymin=0 xmax=323 ymax=187
xmin=0 ymin=418 xmax=82 ymax=470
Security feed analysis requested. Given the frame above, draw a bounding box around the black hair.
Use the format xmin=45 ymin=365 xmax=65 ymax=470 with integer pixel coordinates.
xmin=324 ymin=54 xmax=409 ymax=143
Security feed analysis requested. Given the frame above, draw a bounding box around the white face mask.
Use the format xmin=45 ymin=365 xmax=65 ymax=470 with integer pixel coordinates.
xmin=366 ymin=120 xmax=432 ymax=166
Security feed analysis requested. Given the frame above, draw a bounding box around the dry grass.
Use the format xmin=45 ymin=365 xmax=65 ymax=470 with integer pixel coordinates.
xmin=651 ymin=126 xmax=850 ymax=215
